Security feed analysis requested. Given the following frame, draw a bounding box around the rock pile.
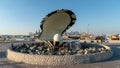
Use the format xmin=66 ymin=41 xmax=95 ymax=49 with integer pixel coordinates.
xmin=11 ymin=42 xmax=108 ymax=55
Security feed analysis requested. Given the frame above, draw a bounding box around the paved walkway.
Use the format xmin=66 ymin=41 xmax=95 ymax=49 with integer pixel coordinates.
xmin=0 ymin=42 xmax=120 ymax=68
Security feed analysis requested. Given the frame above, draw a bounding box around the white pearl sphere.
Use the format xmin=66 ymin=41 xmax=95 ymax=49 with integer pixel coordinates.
xmin=53 ymin=34 xmax=63 ymax=42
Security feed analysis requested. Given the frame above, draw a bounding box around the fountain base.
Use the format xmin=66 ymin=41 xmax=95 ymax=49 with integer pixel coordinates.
xmin=7 ymin=43 xmax=113 ymax=65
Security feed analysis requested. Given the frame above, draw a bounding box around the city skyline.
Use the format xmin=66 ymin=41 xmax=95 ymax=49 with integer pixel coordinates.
xmin=0 ymin=0 xmax=120 ymax=35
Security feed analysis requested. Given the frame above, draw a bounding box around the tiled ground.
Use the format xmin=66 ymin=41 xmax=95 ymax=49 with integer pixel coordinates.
xmin=0 ymin=42 xmax=120 ymax=68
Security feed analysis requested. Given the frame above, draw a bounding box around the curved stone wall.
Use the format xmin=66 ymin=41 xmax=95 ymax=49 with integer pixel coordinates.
xmin=7 ymin=44 xmax=113 ymax=65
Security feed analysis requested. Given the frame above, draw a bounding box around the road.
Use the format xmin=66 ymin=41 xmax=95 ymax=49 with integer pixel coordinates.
xmin=0 ymin=42 xmax=120 ymax=68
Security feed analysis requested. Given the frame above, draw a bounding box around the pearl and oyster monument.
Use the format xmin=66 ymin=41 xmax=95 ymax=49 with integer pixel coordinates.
xmin=7 ymin=9 xmax=113 ymax=65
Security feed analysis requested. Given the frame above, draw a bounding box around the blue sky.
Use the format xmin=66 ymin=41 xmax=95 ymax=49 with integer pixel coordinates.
xmin=0 ymin=0 xmax=120 ymax=35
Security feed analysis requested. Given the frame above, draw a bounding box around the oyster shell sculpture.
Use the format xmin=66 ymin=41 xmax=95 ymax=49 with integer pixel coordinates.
xmin=39 ymin=9 xmax=76 ymax=40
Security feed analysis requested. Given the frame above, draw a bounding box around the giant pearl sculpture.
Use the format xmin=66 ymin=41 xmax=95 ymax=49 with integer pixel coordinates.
xmin=53 ymin=34 xmax=63 ymax=42
xmin=53 ymin=34 xmax=63 ymax=46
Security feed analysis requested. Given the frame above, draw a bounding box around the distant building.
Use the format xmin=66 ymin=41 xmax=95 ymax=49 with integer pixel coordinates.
xmin=110 ymin=34 xmax=119 ymax=40
xmin=80 ymin=33 xmax=95 ymax=40
xmin=34 ymin=30 xmax=40 ymax=38
xmin=0 ymin=36 xmax=4 ymax=41
xmin=62 ymin=31 xmax=80 ymax=39
xmin=29 ymin=29 xmax=41 ymax=40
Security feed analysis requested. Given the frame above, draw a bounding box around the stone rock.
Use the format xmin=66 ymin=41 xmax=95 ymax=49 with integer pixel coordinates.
xmin=57 ymin=52 xmax=61 ymax=55
xmin=37 ymin=46 xmax=43 ymax=51
xmin=30 ymin=45 xmax=36 ymax=50
xmin=68 ymin=50 xmax=72 ymax=54
xmin=74 ymin=42 xmax=81 ymax=50
xmin=25 ymin=44 xmax=30 ymax=48
xmin=41 ymin=51 xmax=45 ymax=55
xmin=77 ymin=49 xmax=84 ymax=55
xmin=84 ymin=50 xmax=88 ymax=54
xmin=92 ymin=47 xmax=96 ymax=52
xmin=47 ymin=50 xmax=55 ymax=55
xmin=71 ymin=50 xmax=77 ymax=54
xmin=11 ymin=42 xmax=108 ymax=55
xmin=37 ymin=51 xmax=41 ymax=55
xmin=60 ymin=50 xmax=65 ymax=55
